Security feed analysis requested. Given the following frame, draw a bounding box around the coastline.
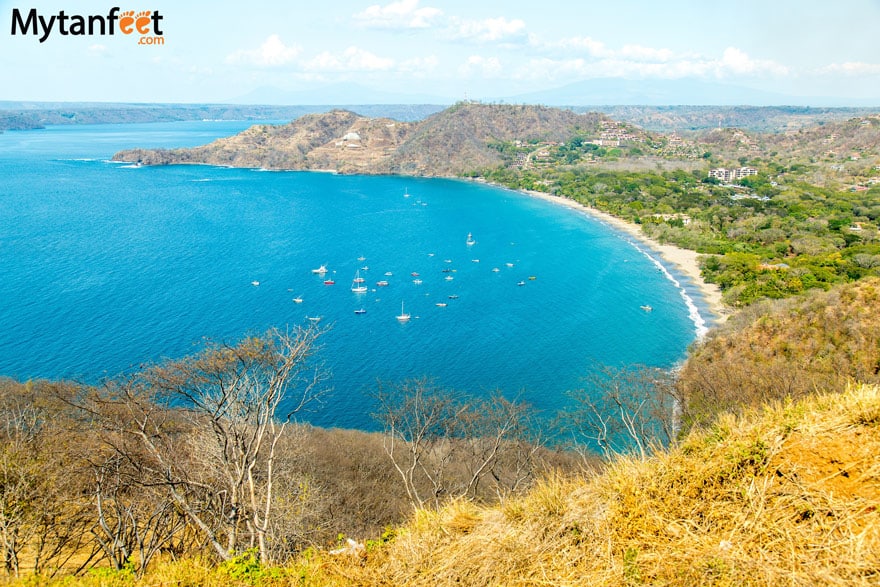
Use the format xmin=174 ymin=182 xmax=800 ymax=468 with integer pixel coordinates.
xmin=517 ymin=188 xmax=728 ymax=324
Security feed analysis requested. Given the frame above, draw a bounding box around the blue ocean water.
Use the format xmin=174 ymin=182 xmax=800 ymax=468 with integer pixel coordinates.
xmin=0 ymin=121 xmax=708 ymax=429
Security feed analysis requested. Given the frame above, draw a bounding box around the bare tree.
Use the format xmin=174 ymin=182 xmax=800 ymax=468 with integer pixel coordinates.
xmin=562 ymin=364 xmax=678 ymax=462
xmin=456 ymin=393 xmax=546 ymax=500
xmin=0 ymin=380 xmax=100 ymax=577
xmin=90 ymin=453 xmax=188 ymax=575
xmin=372 ymin=379 xmax=545 ymax=509
xmin=98 ymin=325 xmax=326 ymax=565
xmin=372 ymin=379 xmax=461 ymax=509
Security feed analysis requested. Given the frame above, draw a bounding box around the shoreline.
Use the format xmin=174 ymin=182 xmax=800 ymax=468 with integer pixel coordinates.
xmin=516 ymin=188 xmax=728 ymax=324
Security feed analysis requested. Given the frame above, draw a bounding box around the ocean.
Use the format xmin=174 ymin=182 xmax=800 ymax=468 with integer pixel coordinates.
xmin=0 ymin=121 xmax=708 ymax=429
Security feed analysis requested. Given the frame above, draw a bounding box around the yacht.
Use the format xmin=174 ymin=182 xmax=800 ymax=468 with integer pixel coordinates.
xmin=351 ymin=270 xmax=368 ymax=293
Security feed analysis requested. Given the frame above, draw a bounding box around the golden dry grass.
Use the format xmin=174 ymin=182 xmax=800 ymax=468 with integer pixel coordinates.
xmin=301 ymin=383 xmax=880 ymax=586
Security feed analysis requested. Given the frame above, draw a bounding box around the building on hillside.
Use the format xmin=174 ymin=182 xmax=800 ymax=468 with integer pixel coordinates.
xmin=708 ymin=167 xmax=758 ymax=182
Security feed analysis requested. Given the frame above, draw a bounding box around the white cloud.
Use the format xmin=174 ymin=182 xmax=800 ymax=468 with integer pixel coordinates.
xmin=87 ymin=44 xmax=108 ymax=57
xmin=531 ymin=35 xmax=610 ymax=58
xmin=451 ymin=16 xmax=526 ymax=43
xmin=620 ymin=44 xmax=675 ymax=63
xmin=226 ymin=35 xmax=301 ymax=67
xmin=513 ymin=57 xmax=589 ymax=81
xmin=528 ymin=36 xmax=788 ymax=79
xmin=458 ymin=55 xmax=503 ymax=77
xmin=815 ymin=61 xmax=880 ymax=76
xmin=511 ymin=44 xmax=789 ymax=83
xmin=399 ymin=55 xmax=439 ymax=73
xmin=718 ymin=47 xmax=788 ymax=77
xmin=303 ymin=46 xmax=395 ymax=72
xmin=353 ymin=0 xmax=442 ymax=29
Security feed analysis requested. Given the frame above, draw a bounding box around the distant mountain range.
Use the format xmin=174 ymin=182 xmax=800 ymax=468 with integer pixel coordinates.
xmin=0 ymin=102 xmax=444 ymax=132
xmin=226 ymin=78 xmax=880 ymax=109
xmin=501 ymin=78 xmax=880 ymax=108
xmin=230 ymin=83 xmax=450 ymax=108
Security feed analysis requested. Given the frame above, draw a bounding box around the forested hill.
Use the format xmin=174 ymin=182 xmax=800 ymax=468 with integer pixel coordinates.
xmin=112 ymin=103 xmax=604 ymax=175
xmin=389 ymin=103 xmax=603 ymax=175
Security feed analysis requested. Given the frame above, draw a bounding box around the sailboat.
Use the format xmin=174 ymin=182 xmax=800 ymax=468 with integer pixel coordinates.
xmin=466 ymin=232 xmax=476 ymax=246
xmin=351 ymin=270 xmax=368 ymax=293
xmin=396 ymin=301 xmax=411 ymax=322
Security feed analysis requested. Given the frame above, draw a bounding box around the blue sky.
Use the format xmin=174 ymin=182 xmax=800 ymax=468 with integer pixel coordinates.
xmin=2 ymin=0 xmax=879 ymax=104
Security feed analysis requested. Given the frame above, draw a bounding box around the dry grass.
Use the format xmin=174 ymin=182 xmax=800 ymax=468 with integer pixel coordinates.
xmin=300 ymin=383 xmax=880 ymax=586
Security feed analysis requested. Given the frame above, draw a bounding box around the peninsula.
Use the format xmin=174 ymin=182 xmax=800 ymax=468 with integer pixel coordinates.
xmin=112 ymin=103 xmax=604 ymax=175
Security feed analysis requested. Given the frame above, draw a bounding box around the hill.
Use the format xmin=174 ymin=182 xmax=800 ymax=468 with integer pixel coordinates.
xmin=112 ymin=103 xmax=604 ymax=175
xmin=388 ymin=103 xmax=603 ymax=175
xmin=116 ymin=109 xmax=413 ymax=172
xmin=678 ymin=277 xmax=880 ymax=428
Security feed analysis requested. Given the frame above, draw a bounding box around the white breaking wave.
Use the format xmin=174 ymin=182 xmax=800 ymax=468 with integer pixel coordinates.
xmin=627 ymin=240 xmax=709 ymax=339
xmin=581 ymin=212 xmax=710 ymax=340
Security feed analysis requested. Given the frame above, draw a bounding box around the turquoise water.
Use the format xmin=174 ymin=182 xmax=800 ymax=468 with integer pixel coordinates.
xmin=0 ymin=121 xmax=707 ymax=429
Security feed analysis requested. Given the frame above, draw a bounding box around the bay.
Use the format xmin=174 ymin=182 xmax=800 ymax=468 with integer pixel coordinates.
xmin=0 ymin=121 xmax=705 ymax=429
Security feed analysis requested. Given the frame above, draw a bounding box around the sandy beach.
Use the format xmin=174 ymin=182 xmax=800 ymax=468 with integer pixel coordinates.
xmin=519 ymin=189 xmax=728 ymax=323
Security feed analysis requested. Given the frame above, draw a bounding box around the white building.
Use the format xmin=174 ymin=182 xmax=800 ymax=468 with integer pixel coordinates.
xmin=709 ymin=167 xmax=758 ymax=182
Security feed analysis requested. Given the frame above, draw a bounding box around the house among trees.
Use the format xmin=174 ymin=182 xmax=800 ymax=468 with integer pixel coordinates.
xmin=708 ymin=166 xmax=758 ymax=182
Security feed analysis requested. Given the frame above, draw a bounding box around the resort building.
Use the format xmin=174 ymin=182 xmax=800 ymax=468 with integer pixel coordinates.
xmin=708 ymin=167 xmax=758 ymax=182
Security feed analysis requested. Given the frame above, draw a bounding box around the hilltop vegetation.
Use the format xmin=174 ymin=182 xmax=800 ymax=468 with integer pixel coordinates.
xmin=303 ymin=383 xmax=880 ymax=586
xmin=0 ymin=328 xmax=576 ymax=578
xmin=678 ymin=278 xmax=880 ymax=428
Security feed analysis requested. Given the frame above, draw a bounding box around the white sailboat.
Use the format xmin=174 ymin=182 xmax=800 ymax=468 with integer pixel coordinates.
xmin=351 ymin=270 xmax=368 ymax=293
xmin=466 ymin=232 xmax=476 ymax=246
xmin=396 ymin=301 xmax=411 ymax=322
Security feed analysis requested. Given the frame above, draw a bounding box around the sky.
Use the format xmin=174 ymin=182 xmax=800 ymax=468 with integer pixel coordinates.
xmin=1 ymin=0 xmax=879 ymax=105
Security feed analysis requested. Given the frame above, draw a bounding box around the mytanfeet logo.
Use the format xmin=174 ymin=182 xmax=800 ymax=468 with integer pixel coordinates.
xmin=10 ymin=7 xmax=165 ymax=45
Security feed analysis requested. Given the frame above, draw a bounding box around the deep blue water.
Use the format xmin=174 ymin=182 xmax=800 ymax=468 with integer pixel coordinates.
xmin=0 ymin=121 xmax=709 ymax=429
